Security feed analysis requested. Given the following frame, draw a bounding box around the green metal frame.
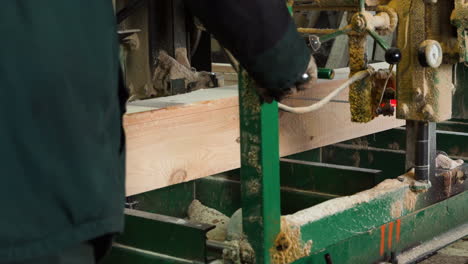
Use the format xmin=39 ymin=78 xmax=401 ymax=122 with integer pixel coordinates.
xmin=104 ymin=119 xmax=468 ymax=264
xmin=233 ymin=65 xmax=468 ymax=263
xmin=104 ymin=65 xmax=468 ymax=264
xmin=238 ymin=70 xmax=281 ymax=264
xmin=299 ymin=190 xmax=468 ymax=263
xmin=103 ymin=209 xmax=213 ymax=264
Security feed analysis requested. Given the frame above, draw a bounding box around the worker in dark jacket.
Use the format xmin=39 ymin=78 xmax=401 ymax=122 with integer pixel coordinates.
xmin=0 ymin=1 xmax=316 ymax=263
xmin=187 ymin=0 xmax=317 ymax=100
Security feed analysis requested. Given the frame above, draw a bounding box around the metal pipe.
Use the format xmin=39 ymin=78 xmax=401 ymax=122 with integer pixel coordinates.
xmin=359 ymin=0 xmax=365 ymax=12
xmin=320 ymin=26 xmax=353 ymax=43
xmin=367 ymin=29 xmax=390 ymax=51
xmin=297 ymin=28 xmax=340 ymax=35
xmin=298 ymin=26 xmax=352 ymax=44
xmin=415 ymin=122 xmax=430 ymax=181
xmin=406 ymin=121 xmax=436 ymax=182
xmin=373 ymin=12 xmax=390 ymax=29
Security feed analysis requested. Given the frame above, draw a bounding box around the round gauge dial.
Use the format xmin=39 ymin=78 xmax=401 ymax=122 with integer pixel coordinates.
xmin=419 ymin=40 xmax=443 ymax=68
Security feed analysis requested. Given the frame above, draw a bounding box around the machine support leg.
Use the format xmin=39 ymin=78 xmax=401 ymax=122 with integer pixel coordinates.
xmin=238 ymin=70 xmax=281 ymax=264
xmin=406 ymin=120 xmax=436 ymax=189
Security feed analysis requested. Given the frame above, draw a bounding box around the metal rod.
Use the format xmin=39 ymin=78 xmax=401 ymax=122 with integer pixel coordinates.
xmin=298 ymin=28 xmax=341 ymax=35
xmin=206 ymin=240 xmax=234 ymax=254
xmin=359 ymin=0 xmax=365 ymax=12
xmin=367 ymin=29 xmax=390 ymax=51
xmin=320 ymin=26 xmax=353 ymax=43
xmin=416 ymin=123 xmax=429 ymax=181
xmin=406 ymin=121 xmax=436 ymax=182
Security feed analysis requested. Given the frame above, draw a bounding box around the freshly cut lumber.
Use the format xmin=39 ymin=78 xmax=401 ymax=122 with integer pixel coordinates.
xmin=125 ymin=63 xmax=405 ymax=196
xmin=212 ymin=63 xmax=237 ymax=74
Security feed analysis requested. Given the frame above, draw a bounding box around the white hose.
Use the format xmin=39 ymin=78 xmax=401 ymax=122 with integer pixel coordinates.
xmin=278 ymin=68 xmax=373 ymax=114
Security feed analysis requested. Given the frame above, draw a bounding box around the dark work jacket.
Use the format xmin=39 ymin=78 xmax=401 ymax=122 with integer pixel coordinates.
xmin=0 ymin=0 xmax=308 ymax=262
xmin=0 ymin=1 xmax=126 ymax=262
xmin=186 ymin=0 xmax=310 ymax=97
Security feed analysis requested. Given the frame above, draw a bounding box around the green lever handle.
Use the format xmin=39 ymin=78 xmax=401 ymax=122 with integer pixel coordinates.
xmin=367 ymin=29 xmax=402 ymax=64
xmin=319 ymin=26 xmax=352 ymax=44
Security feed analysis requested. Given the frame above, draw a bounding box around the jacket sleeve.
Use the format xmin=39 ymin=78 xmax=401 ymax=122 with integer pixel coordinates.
xmin=185 ymin=0 xmax=310 ymax=95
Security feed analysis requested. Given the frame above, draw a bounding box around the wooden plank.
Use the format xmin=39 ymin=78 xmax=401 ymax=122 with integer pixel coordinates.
xmin=125 ymin=64 xmax=405 ymax=196
xmin=212 ymin=63 xmax=237 ymax=74
xmin=212 ymin=63 xmax=238 ymax=86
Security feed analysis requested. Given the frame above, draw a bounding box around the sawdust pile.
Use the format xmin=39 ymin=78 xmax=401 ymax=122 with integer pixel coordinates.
xmin=271 ymin=218 xmax=312 ymax=264
xmin=404 ymin=189 xmax=418 ymax=211
xmin=286 ymin=179 xmax=406 ymax=226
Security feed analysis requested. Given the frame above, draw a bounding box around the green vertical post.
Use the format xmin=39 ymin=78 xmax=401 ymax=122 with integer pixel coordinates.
xmin=239 ymin=70 xmax=281 ymax=264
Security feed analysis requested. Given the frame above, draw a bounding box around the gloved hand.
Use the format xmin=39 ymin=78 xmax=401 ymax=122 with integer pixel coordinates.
xmin=257 ymin=55 xmax=317 ymax=103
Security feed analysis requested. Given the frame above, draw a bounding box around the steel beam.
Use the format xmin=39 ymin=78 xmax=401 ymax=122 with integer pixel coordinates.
xmin=113 ymin=209 xmax=213 ymax=263
xmin=280 ymin=158 xmax=381 ymax=195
